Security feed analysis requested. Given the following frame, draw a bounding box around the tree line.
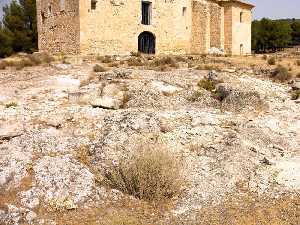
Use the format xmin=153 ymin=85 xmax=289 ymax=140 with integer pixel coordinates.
xmin=1 ymin=1 xmax=300 ymax=57
xmin=252 ymin=18 xmax=300 ymax=53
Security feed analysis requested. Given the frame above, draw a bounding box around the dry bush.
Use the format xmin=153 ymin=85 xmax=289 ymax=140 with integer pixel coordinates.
xmin=195 ymin=64 xmax=220 ymax=71
xmin=296 ymin=72 xmax=300 ymax=78
xmin=188 ymin=90 xmax=204 ymax=102
xmin=97 ymin=55 xmax=113 ymax=63
xmin=262 ymin=55 xmax=268 ymax=60
xmin=108 ymin=62 xmax=119 ymax=67
xmin=270 ymin=65 xmax=292 ymax=82
xmin=104 ymin=146 xmax=183 ymax=202
xmin=267 ymin=57 xmax=276 ymax=65
xmin=127 ymin=57 xmax=144 ymax=66
xmin=295 ymin=59 xmax=300 ymax=66
xmin=5 ymin=102 xmax=18 ymax=108
xmin=130 ymin=51 xmax=142 ymax=57
xmin=93 ymin=64 xmax=107 ymax=72
xmin=150 ymin=56 xmax=179 ymax=68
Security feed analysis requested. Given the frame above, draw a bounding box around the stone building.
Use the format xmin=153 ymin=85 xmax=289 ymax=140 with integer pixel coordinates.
xmin=36 ymin=0 xmax=254 ymax=56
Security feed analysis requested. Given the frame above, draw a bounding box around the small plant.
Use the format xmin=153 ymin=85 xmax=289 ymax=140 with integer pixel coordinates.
xmin=267 ymin=57 xmax=276 ymax=65
xmin=195 ymin=64 xmax=220 ymax=71
xmin=262 ymin=55 xmax=268 ymax=60
xmin=104 ymin=146 xmax=183 ymax=202
xmin=188 ymin=90 xmax=204 ymax=102
xmin=296 ymin=72 xmax=300 ymax=78
xmin=270 ymin=65 xmax=292 ymax=82
xmin=93 ymin=64 xmax=107 ymax=72
xmin=291 ymin=90 xmax=300 ymax=100
xmin=295 ymin=60 xmax=300 ymax=66
xmin=5 ymin=102 xmax=18 ymax=108
xmin=108 ymin=62 xmax=119 ymax=67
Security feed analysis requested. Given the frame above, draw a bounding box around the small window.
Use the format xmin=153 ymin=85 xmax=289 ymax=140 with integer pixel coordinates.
xmin=91 ymin=0 xmax=97 ymax=10
xmin=48 ymin=4 xmax=52 ymax=14
xmin=142 ymin=1 xmax=152 ymax=25
xmin=60 ymin=0 xmax=65 ymax=11
xmin=240 ymin=12 xmax=243 ymax=23
xmin=182 ymin=7 xmax=187 ymax=16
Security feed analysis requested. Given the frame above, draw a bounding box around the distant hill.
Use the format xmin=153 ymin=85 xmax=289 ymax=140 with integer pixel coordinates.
xmin=275 ymin=18 xmax=300 ymax=23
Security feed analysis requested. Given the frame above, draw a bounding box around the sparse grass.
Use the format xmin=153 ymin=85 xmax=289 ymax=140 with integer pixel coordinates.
xmin=5 ymin=102 xmax=18 ymax=108
xmin=188 ymin=90 xmax=204 ymax=102
xmin=291 ymin=90 xmax=300 ymax=100
xmin=267 ymin=56 xmax=276 ymax=65
xmin=104 ymin=146 xmax=183 ymax=202
xmin=270 ymin=65 xmax=292 ymax=82
xmin=93 ymin=64 xmax=107 ymax=72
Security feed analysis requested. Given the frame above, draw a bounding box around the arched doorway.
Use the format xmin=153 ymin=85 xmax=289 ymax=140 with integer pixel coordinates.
xmin=138 ymin=31 xmax=155 ymax=54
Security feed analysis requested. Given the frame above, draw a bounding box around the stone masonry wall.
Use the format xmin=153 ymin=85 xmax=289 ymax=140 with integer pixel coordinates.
xmin=191 ymin=0 xmax=210 ymax=54
xmin=209 ymin=1 xmax=223 ymax=49
xmin=37 ymin=0 xmax=80 ymax=54
xmin=79 ymin=0 xmax=192 ymax=55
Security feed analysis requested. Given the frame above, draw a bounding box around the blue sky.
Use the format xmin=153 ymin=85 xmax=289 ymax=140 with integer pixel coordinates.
xmin=0 ymin=0 xmax=299 ymax=20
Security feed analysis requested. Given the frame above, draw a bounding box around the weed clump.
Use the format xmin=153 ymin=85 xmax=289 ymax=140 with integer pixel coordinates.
xmin=104 ymin=147 xmax=183 ymax=202
xmin=150 ymin=56 xmax=179 ymax=69
xmin=270 ymin=65 xmax=292 ymax=82
xmin=291 ymin=90 xmax=300 ymax=100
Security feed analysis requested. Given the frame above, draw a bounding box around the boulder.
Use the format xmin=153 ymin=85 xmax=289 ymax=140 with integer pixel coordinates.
xmin=90 ymin=83 xmax=128 ymax=109
xmin=0 ymin=123 xmax=23 ymax=140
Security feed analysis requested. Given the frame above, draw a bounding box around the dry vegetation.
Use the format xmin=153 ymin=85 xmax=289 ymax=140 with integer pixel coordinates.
xmin=270 ymin=65 xmax=292 ymax=82
xmin=104 ymin=146 xmax=183 ymax=202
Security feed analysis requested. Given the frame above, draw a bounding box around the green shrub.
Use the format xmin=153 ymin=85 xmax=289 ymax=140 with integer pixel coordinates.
xmin=267 ymin=57 xmax=276 ymax=65
xmin=93 ymin=64 xmax=107 ymax=72
xmin=270 ymin=65 xmax=292 ymax=82
xmin=104 ymin=147 xmax=183 ymax=202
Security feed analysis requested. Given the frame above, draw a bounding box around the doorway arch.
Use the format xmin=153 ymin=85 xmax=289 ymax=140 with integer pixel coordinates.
xmin=138 ymin=31 xmax=156 ymax=54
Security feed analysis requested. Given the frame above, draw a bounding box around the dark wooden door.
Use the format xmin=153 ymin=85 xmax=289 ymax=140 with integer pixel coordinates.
xmin=138 ymin=32 xmax=155 ymax=54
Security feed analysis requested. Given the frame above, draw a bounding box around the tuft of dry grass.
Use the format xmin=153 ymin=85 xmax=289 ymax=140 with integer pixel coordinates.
xmin=5 ymin=102 xmax=18 ymax=108
xmin=93 ymin=64 xmax=108 ymax=72
xmin=197 ymin=78 xmax=217 ymax=92
xmin=296 ymin=72 xmax=300 ymax=78
xmin=270 ymin=65 xmax=292 ymax=82
xmin=267 ymin=56 xmax=276 ymax=65
xmin=104 ymin=146 xmax=183 ymax=202
xmin=130 ymin=51 xmax=142 ymax=57
xmin=295 ymin=59 xmax=300 ymax=66
xmin=0 ymin=61 xmax=7 ymax=70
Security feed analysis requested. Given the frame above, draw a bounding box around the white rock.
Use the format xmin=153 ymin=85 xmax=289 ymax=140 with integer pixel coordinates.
xmin=151 ymin=81 xmax=183 ymax=96
xmin=0 ymin=123 xmax=23 ymax=140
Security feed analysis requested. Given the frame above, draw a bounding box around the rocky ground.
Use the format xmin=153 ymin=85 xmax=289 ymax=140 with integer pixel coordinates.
xmin=0 ymin=54 xmax=299 ymax=225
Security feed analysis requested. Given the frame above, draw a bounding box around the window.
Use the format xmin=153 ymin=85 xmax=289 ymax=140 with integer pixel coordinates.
xmin=48 ymin=4 xmax=52 ymax=14
xmin=60 ymin=0 xmax=65 ymax=11
xmin=91 ymin=0 xmax=97 ymax=10
xmin=142 ymin=1 xmax=152 ymax=25
xmin=240 ymin=12 xmax=243 ymax=23
xmin=182 ymin=7 xmax=187 ymax=16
